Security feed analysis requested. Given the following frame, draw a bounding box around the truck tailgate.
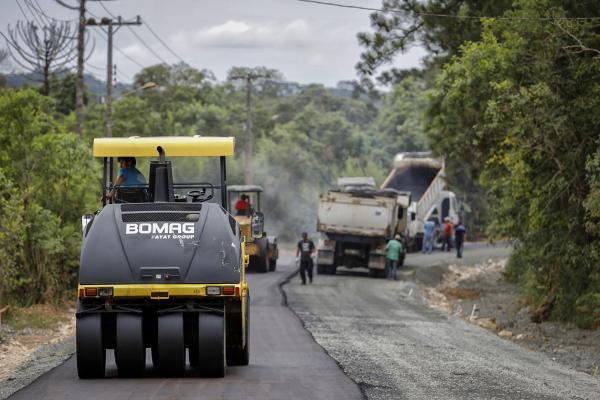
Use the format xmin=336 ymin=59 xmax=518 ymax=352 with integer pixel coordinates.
xmin=317 ymin=192 xmax=395 ymax=237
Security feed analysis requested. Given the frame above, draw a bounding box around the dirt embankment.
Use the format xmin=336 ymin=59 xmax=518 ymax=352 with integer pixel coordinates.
xmin=0 ymin=305 xmax=75 ymax=399
xmin=422 ymin=259 xmax=600 ymax=378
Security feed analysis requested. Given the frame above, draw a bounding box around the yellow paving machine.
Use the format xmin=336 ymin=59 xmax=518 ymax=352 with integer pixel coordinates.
xmin=227 ymin=185 xmax=278 ymax=273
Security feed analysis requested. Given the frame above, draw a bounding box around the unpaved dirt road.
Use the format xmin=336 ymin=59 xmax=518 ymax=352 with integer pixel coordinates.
xmin=6 ymin=262 xmax=361 ymax=400
xmin=286 ymin=244 xmax=600 ymax=400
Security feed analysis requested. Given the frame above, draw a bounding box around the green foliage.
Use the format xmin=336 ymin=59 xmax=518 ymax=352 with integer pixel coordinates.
xmin=372 ymin=77 xmax=428 ymax=165
xmin=357 ymin=0 xmax=513 ymax=81
xmin=0 ymin=89 xmax=97 ymax=305
xmin=427 ymin=0 xmax=600 ymax=326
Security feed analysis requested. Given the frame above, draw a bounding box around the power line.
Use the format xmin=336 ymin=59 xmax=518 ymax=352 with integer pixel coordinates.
xmin=125 ymin=25 xmax=168 ymax=64
xmin=97 ymin=1 xmax=168 ymax=64
xmin=92 ymin=27 xmax=146 ymax=69
xmin=15 ymin=0 xmax=34 ymax=24
xmin=142 ymin=18 xmax=186 ymax=64
xmin=296 ymin=0 xmax=600 ymax=21
xmin=27 ymin=0 xmax=78 ymax=23
xmin=21 ymin=0 xmax=46 ymax=27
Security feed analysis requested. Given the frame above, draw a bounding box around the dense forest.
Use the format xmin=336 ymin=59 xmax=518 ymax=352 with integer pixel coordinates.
xmin=1 ymin=0 xmax=599 ymax=328
xmin=0 ymin=63 xmax=425 ymax=305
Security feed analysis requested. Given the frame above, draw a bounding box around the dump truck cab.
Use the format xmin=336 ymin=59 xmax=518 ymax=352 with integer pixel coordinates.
xmin=227 ymin=185 xmax=278 ymax=273
xmin=77 ymin=136 xmax=249 ymax=379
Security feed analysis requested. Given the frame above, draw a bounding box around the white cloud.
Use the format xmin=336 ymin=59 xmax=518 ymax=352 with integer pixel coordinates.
xmin=173 ymin=19 xmax=312 ymax=50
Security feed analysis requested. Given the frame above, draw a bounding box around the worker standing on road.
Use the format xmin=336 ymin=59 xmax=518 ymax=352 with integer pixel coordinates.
xmin=296 ymin=232 xmax=315 ymax=285
xmin=422 ymin=218 xmax=436 ymax=254
xmin=386 ymin=234 xmax=404 ymax=281
xmin=454 ymin=221 xmax=466 ymax=258
xmin=441 ymin=217 xmax=453 ymax=252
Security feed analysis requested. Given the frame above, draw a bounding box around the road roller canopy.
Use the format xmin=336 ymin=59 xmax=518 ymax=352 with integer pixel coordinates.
xmin=96 ymin=136 xmax=235 ymax=210
xmin=93 ymin=136 xmax=235 ymax=157
xmin=227 ymin=185 xmax=264 ymax=193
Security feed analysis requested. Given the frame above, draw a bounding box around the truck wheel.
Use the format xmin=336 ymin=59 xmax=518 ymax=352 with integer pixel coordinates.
xmin=368 ymin=268 xmax=380 ymax=278
xmin=115 ymin=314 xmax=146 ymax=377
xmin=193 ymin=313 xmax=226 ymax=377
xmin=76 ymin=314 xmax=105 ymax=379
xmin=255 ymin=238 xmax=268 ymax=273
xmin=317 ymin=264 xmax=326 ymax=274
xmin=327 ymin=265 xmax=336 ymax=275
xmin=268 ymin=258 xmax=277 ymax=272
xmin=157 ymin=313 xmax=186 ymax=377
xmin=227 ymin=297 xmax=249 ymax=366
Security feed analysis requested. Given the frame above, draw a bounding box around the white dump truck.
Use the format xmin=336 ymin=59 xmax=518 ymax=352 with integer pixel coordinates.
xmin=316 ymin=177 xmax=410 ymax=278
xmin=381 ymin=152 xmax=458 ymax=251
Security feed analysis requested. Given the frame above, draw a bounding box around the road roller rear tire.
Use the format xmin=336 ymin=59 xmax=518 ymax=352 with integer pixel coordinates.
xmin=255 ymin=238 xmax=268 ymax=273
xmin=157 ymin=313 xmax=186 ymax=377
xmin=227 ymin=301 xmax=249 ymax=366
xmin=76 ymin=314 xmax=105 ymax=379
xmin=193 ymin=313 xmax=226 ymax=377
xmin=115 ymin=314 xmax=146 ymax=377
xmin=268 ymin=258 xmax=277 ymax=272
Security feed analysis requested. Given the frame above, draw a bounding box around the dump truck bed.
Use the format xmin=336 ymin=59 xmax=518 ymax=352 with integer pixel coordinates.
xmin=317 ymin=191 xmax=398 ymax=238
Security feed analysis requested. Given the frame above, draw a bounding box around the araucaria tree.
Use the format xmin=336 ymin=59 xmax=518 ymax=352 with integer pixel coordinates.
xmin=5 ymin=21 xmax=78 ymax=95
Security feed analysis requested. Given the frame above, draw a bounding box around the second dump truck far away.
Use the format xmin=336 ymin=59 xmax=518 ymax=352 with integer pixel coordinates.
xmin=77 ymin=136 xmax=250 ymax=379
xmin=316 ymin=177 xmax=410 ymax=278
xmin=382 ymin=152 xmax=459 ymax=251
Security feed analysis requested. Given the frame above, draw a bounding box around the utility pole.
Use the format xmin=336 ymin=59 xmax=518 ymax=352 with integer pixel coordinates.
xmin=75 ymin=0 xmax=85 ymax=137
xmin=87 ymin=16 xmax=141 ymax=137
xmin=105 ymin=19 xmax=113 ymax=137
xmin=55 ymin=0 xmax=86 ymax=137
xmin=244 ymin=76 xmax=253 ymax=185
xmin=228 ymin=68 xmax=278 ymax=184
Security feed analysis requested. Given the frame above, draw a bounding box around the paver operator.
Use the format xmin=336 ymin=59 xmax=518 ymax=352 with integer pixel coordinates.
xmin=296 ymin=232 xmax=316 ymax=284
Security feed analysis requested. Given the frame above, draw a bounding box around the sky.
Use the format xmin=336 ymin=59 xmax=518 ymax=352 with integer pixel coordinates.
xmin=0 ymin=0 xmax=426 ymax=86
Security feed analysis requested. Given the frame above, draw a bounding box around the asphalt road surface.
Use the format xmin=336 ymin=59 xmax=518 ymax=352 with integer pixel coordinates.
xmin=7 ymin=261 xmax=362 ymax=400
xmin=286 ymin=244 xmax=600 ymax=400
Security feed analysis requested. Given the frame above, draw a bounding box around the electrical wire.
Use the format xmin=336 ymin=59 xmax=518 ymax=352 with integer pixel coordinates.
xmin=15 ymin=0 xmax=33 ymax=24
xmin=21 ymin=0 xmax=46 ymax=27
xmin=92 ymin=28 xmax=146 ymax=69
xmin=97 ymin=1 xmax=168 ymax=64
xmin=27 ymin=0 xmax=78 ymax=24
xmin=296 ymin=0 xmax=600 ymax=21
xmin=142 ymin=18 xmax=186 ymax=64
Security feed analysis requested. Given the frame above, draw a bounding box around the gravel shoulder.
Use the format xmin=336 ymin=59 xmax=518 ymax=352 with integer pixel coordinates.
xmin=0 ymin=307 xmax=75 ymax=400
xmin=423 ymin=258 xmax=600 ymax=378
xmin=283 ymin=244 xmax=600 ymax=400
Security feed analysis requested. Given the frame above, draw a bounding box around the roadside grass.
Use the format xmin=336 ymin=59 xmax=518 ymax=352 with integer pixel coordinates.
xmin=4 ymin=304 xmax=71 ymax=331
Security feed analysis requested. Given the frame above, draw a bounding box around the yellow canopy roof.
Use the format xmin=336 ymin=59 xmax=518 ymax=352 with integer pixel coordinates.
xmin=93 ymin=136 xmax=235 ymax=157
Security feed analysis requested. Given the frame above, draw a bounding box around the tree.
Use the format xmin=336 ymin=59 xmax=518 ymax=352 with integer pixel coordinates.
xmin=426 ymin=0 xmax=600 ymax=326
xmin=0 ymin=48 xmax=7 ymax=88
xmin=372 ymin=76 xmax=428 ymax=165
xmin=356 ymin=0 xmax=513 ymax=81
xmin=0 ymin=89 xmax=96 ymax=303
xmin=4 ymin=21 xmax=78 ymax=95
xmin=49 ymin=73 xmax=88 ymax=115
